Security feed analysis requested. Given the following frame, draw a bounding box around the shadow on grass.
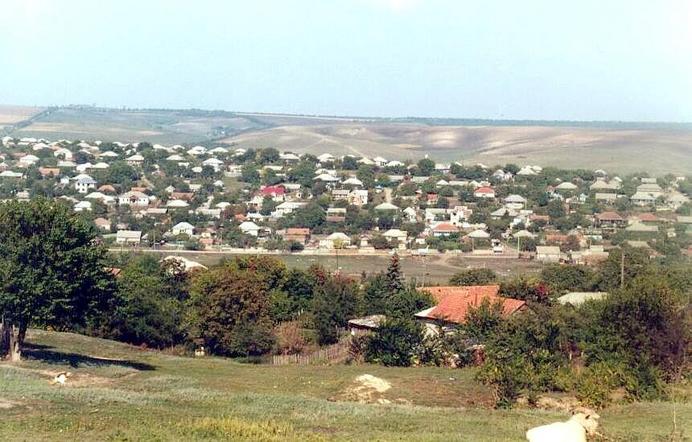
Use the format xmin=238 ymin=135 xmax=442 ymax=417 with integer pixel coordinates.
xmin=23 ymin=343 xmax=155 ymax=371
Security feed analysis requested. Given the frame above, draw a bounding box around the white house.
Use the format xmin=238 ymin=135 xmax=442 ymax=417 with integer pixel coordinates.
xmin=118 ymin=191 xmax=150 ymax=207
xmin=504 ymin=194 xmax=527 ymax=209
xmin=171 ymin=222 xmax=195 ymax=237
xmin=536 ymin=246 xmax=562 ymax=263
xmin=74 ymin=200 xmax=92 ymax=212
xmin=126 ymin=154 xmax=144 ymax=166
xmin=18 ymin=154 xmax=40 ymax=167
xmin=317 ymin=153 xmax=335 ymax=163
xmin=555 ymin=182 xmax=578 ymax=191
xmin=383 ymin=229 xmax=408 ymax=248
xmin=202 ymin=157 xmax=224 ymax=172
xmin=166 ymin=199 xmax=190 ymax=208
xmin=239 ymin=221 xmax=261 ymax=237
xmin=116 ymin=230 xmax=142 ymax=245
xmin=273 ymin=201 xmax=306 ymax=218
xmin=74 ymin=175 xmax=97 ymax=194
xmin=320 ymin=232 xmax=351 ymax=249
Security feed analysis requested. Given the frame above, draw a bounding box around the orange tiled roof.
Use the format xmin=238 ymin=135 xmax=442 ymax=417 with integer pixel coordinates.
xmin=432 ymin=223 xmax=459 ymax=233
xmin=636 ymin=213 xmax=658 ymax=222
xmin=418 ymin=285 xmax=525 ymax=324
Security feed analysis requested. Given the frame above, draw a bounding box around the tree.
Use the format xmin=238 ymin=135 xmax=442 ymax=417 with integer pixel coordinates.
xmin=500 ymin=277 xmax=551 ymax=304
xmin=540 ymin=264 xmax=595 ymax=294
xmin=356 ymin=165 xmax=376 ymax=188
xmin=417 ymin=158 xmax=435 ymax=176
xmin=187 ymin=265 xmax=275 ymax=356
xmin=257 ymin=147 xmax=280 ymax=164
xmin=108 ymin=255 xmax=187 ymax=347
xmin=387 ymin=286 xmax=433 ymax=318
xmin=288 ymin=161 xmax=316 ymax=188
xmin=464 ymin=298 xmax=505 ymax=341
xmin=582 ymin=276 xmax=689 ymax=384
xmin=449 ymin=268 xmax=498 ymax=286
xmin=287 ymin=202 xmax=326 ymax=229
xmin=312 ymin=275 xmax=360 ymax=345
xmin=362 ymin=273 xmax=390 ymax=315
xmin=546 ymin=199 xmax=566 ymax=219
xmin=240 ymin=165 xmax=260 ymax=185
xmin=385 ymin=253 xmax=404 ymax=293
xmin=102 ymin=161 xmax=139 ymax=186
xmin=365 ymin=318 xmax=423 ymax=366
xmin=276 ymin=268 xmax=315 ymax=317
xmin=0 ymin=199 xmax=115 ymax=360
xmin=341 ymin=156 xmax=358 ymax=170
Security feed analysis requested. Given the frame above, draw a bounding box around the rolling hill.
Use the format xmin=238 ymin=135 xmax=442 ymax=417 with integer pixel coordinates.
xmin=223 ymin=121 xmax=692 ymax=175
xmin=3 ymin=105 xmax=691 ymax=175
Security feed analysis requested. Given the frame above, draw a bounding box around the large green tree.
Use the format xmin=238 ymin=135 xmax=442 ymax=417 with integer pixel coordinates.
xmin=108 ymin=255 xmax=188 ymax=348
xmin=186 ymin=265 xmax=275 ymax=356
xmin=0 ymin=199 xmax=115 ymax=360
xmin=312 ymin=275 xmax=360 ymax=345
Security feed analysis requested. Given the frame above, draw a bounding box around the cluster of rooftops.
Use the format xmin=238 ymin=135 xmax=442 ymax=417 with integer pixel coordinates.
xmin=0 ymin=136 xmax=689 ymax=257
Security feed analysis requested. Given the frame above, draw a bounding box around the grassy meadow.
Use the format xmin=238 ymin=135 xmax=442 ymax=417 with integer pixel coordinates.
xmin=109 ymin=250 xmax=544 ymax=284
xmin=0 ymin=330 xmax=687 ymax=441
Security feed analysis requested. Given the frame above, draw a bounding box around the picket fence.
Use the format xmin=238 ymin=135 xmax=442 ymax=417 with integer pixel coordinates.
xmin=270 ymin=340 xmax=351 ymax=365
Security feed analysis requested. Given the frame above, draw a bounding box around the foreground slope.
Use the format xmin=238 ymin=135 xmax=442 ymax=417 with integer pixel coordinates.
xmin=0 ymin=330 xmax=686 ymax=441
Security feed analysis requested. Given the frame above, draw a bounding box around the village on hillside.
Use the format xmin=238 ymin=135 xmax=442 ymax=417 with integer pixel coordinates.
xmin=0 ymin=135 xmax=689 ymax=265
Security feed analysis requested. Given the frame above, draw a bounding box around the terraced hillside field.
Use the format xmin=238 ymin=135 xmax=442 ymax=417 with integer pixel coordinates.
xmin=0 ymin=105 xmax=44 ymax=132
xmin=223 ymin=122 xmax=692 ymax=175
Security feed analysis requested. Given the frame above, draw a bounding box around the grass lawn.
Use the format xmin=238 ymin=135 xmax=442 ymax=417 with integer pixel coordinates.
xmin=0 ymin=330 xmax=687 ymax=441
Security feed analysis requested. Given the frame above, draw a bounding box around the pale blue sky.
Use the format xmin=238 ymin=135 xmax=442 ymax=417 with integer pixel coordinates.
xmin=1 ymin=0 xmax=691 ymax=121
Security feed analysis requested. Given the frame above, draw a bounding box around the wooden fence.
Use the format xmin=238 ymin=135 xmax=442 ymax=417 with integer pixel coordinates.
xmin=270 ymin=339 xmax=351 ymax=365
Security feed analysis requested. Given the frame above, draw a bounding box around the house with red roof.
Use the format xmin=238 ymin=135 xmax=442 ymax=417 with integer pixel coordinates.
xmin=473 ymin=186 xmax=496 ymax=199
xmin=431 ymin=222 xmax=460 ymax=237
xmin=259 ymin=185 xmax=286 ymax=201
xmin=415 ymin=285 xmax=525 ymax=326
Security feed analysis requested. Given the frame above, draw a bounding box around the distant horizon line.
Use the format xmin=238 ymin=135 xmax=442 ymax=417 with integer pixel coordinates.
xmin=5 ymin=103 xmax=692 ymax=127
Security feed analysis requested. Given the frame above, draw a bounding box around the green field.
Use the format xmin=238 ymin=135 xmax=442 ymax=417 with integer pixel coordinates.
xmin=10 ymin=107 xmax=264 ymax=144
xmin=110 ymin=250 xmax=543 ymax=284
xmin=0 ymin=330 xmax=688 ymax=441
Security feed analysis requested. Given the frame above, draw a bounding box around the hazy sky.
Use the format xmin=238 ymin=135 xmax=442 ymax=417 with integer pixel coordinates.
xmin=2 ymin=0 xmax=691 ymax=121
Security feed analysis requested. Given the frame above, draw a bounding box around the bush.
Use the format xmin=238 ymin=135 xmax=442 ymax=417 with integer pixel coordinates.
xmin=576 ymin=362 xmax=626 ymax=408
xmin=287 ymin=240 xmax=304 ymax=252
xmin=273 ymin=321 xmax=309 ymax=355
